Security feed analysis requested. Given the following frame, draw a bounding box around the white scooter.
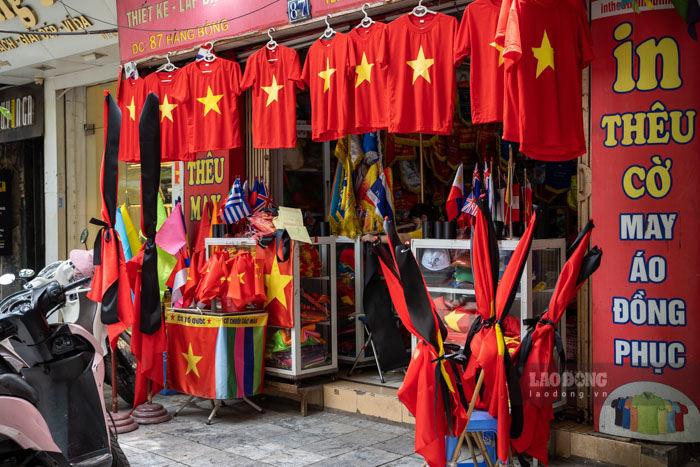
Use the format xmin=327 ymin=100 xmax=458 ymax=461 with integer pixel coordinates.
xmin=0 ymin=274 xmax=129 ymax=466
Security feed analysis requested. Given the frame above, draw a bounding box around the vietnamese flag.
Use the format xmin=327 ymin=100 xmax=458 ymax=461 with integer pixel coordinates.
xmin=166 ymin=312 xmax=217 ymax=399
xmin=258 ymin=241 xmax=294 ymax=328
xmin=225 ymin=252 xmax=258 ymax=310
xmin=196 ymin=253 xmax=227 ymax=304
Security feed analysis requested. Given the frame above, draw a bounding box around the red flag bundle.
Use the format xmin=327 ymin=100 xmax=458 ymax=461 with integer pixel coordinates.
xmin=87 ymin=91 xmax=134 ymax=349
xmin=371 ymin=220 xmax=468 ymax=467
xmin=512 ymin=221 xmax=601 ymax=464
xmin=459 ymin=197 xmax=537 ymax=463
xmin=180 ymin=200 xmax=212 ymax=306
xmin=128 ymin=93 xmax=167 ymax=408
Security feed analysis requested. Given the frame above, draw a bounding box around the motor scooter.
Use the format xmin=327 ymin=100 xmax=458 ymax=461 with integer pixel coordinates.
xmin=3 ymin=243 xmax=137 ymax=406
xmin=0 ymin=274 xmax=129 ymax=466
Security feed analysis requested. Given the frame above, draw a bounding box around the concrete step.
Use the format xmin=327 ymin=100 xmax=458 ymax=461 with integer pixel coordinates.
xmin=322 ymin=380 xmax=415 ymax=425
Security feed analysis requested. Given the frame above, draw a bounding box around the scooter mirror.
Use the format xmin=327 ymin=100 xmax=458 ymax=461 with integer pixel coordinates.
xmin=18 ymin=269 xmax=35 ymax=279
xmin=80 ymin=228 xmax=89 ymax=246
xmin=0 ymin=273 xmax=15 ymax=285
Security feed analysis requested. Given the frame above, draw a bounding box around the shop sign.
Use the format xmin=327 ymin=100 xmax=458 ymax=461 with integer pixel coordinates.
xmin=117 ymin=0 xmax=369 ymax=62
xmin=0 ymin=0 xmax=118 ymax=74
xmin=0 ymin=170 xmax=11 ymax=256
xmin=183 ymin=150 xmax=229 ymax=243
xmin=0 ymin=84 xmax=43 ymax=143
xmin=590 ymin=1 xmax=700 ymax=441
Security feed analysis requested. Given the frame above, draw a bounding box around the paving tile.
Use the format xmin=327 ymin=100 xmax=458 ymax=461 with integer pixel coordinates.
xmin=300 ymin=420 xmax=363 ymax=437
xmin=123 ymin=451 xmax=176 ymax=467
xmin=324 ymin=446 xmax=403 ymax=467
xmin=298 ymin=435 xmax=362 ymax=458
xmin=341 ymin=416 xmax=413 ymax=435
xmin=224 ymin=440 xmax=286 ymax=460
xmin=342 ymin=428 xmax=403 ymax=446
xmin=380 ymin=455 xmax=427 ymax=467
xmin=177 ymin=449 xmax=265 ymax=466
xmin=257 ymin=446 xmax=328 ymax=466
xmin=149 ymin=438 xmax=221 ymax=464
xmin=119 ymin=430 xmax=183 ymax=452
xmin=372 ymin=434 xmax=417 ymax=456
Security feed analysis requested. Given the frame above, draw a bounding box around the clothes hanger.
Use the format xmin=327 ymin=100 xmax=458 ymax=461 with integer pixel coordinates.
xmin=355 ymin=3 xmax=374 ymax=29
xmin=156 ymin=52 xmax=178 ymax=73
xmin=320 ymin=15 xmax=336 ymax=40
xmin=266 ymin=28 xmax=279 ymax=51
xmin=202 ymin=41 xmax=217 ymax=63
xmin=410 ymin=0 xmax=436 ymax=17
xmin=266 ymin=28 xmax=279 ymax=62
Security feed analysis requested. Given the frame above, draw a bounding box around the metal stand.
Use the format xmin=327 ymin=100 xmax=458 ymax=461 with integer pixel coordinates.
xmin=108 ymin=349 xmax=138 ymax=434
xmin=132 ymin=381 xmax=172 ymax=425
xmin=347 ymin=318 xmax=384 ymax=383
xmin=173 ymin=395 xmax=264 ymax=425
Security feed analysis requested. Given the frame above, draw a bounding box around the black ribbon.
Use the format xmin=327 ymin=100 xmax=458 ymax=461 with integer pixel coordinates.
xmin=257 ymin=229 xmax=291 ymax=263
xmin=94 ymin=93 xmax=121 ymax=326
xmin=138 ymin=93 xmax=162 ymax=335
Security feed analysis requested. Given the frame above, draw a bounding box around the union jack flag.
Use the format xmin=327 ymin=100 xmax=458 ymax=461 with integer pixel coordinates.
xmin=461 ymin=192 xmax=479 ymax=216
xmin=253 ymin=180 xmax=274 ymax=212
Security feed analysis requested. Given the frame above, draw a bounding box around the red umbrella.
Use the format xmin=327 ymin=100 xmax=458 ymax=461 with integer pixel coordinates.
xmin=457 ymin=197 xmax=537 ymax=464
xmin=87 ymin=91 xmax=134 ymax=349
xmin=512 ymin=221 xmax=602 ymax=464
xmin=372 ymin=221 xmax=468 ymax=467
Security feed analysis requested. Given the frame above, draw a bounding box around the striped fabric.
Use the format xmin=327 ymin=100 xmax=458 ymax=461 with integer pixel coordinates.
xmin=166 ymin=310 xmax=268 ymax=400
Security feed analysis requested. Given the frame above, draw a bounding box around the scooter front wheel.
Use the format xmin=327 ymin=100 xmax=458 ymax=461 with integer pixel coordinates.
xmin=110 ymin=433 xmax=130 ymax=467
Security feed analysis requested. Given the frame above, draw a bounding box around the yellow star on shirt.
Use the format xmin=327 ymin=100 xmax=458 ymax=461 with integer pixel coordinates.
xmin=261 ymin=75 xmax=284 ymax=107
xmin=489 ymin=41 xmax=505 ymax=67
xmin=318 ymin=57 xmax=336 ymax=93
xmin=355 ymin=52 xmax=374 ymax=88
xmin=532 ymin=30 xmax=555 ymax=78
xmin=126 ymin=96 xmax=136 ymax=121
xmin=181 ymin=343 xmax=203 ymax=377
xmin=264 ymin=256 xmax=293 ymax=308
xmin=406 ymin=45 xmax=434 ymax=84
xmin=159 ymin=94 xmax=177 ymax=122
xmin=196 ymin=86 xmax=224 ymax=116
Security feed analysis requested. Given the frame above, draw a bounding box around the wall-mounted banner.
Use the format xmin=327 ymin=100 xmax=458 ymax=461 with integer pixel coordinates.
xmin=0 ymin=169 xmax=12 ymax=256
xmin=116 ymin=0 xmax=369 ymax=62
xmin=591 ymin=1 xmax=700 ymax=441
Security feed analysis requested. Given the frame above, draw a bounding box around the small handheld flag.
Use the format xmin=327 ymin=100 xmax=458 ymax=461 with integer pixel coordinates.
xmin=223 ymin=178 xmax=252 ymax=224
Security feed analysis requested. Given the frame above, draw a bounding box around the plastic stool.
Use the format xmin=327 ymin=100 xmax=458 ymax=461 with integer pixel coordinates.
xmin=445 ymin=410 xmax=497 ymax=466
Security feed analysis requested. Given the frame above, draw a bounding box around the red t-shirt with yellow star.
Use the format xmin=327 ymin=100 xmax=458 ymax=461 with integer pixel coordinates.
xmin=185 ymin=58 xmax=243 ymax=152
xmin=501 ymin=0 xmax=593 ymax=160
xmin=348 ymin=22 xmax=389 ymax=133
xmin=456 ymin=0 xmax=504 ymax=124
xmin=240 ymin=45 xmax=303 ymax=149
xmin=301 ymin=33 xmax=351 ymax=142
xmin=117 ymin=73 xmax=147 ymax=162
xmin=144 ymin=69 xmax=191 ymax=162
xmin=387 ymin=13 xmax=464 ymax=135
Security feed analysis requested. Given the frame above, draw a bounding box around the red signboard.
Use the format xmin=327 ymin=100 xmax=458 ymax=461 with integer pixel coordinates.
xmin=117 ymin=0 xmax=369 ymax=62
xmin=590 ymin=1 xmax=700 ymax=441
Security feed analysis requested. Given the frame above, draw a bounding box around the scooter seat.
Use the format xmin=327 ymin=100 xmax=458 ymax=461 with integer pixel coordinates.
xmin=0 ymin=373 xmax=39 ymax=405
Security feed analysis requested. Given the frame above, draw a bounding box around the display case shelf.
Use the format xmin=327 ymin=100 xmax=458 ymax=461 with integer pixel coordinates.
xmin=205 ymin=237 xmax=338 ymax=380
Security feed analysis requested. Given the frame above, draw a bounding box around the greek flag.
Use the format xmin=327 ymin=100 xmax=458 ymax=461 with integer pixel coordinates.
xmin=223 ymin=178 xmax=251 ymax=224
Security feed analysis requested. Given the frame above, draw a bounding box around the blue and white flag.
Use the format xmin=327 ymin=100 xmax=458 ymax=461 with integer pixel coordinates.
xmin=222 ymin=178 xmax=251 ymax=224
xmin=366 ymin=169 xmax=394 ymax=222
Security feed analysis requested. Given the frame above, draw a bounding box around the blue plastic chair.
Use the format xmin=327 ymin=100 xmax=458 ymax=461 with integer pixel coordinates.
xmin=445 ymin=410 xmax=497 ymax=466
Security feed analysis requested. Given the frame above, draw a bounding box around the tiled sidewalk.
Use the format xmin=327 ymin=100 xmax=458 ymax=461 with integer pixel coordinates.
xmin=116 ymin=393 xmax=427 ymax=467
